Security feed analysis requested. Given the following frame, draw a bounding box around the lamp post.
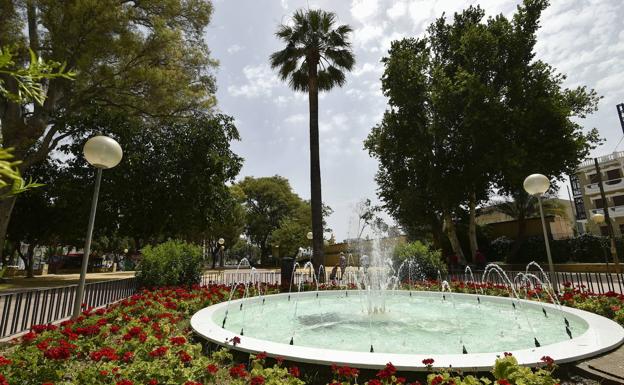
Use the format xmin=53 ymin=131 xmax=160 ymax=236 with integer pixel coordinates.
xmin=523 ymin=174 xmax=557 ymax=287
xmin=72 ymin=135 xmax=122 ymax=319
xmin=306 ymin=231 xmax=313 ymax=262
xmin=591 ymin=213 xmax=615 ymax=291
xmin=218 ymin=238 xmax=225 ymax=268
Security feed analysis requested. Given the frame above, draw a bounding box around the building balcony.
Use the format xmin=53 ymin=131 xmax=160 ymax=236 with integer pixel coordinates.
xmin=578 ymin=151 xmax=624 ymax=170
xmin=589 ymin=205 xmax=624 ymax=218
xmin=584 ymin=178 xmax=624 ymax=195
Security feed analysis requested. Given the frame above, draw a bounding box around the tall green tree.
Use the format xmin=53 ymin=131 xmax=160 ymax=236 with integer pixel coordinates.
xmin=235 ymin=176 xmax=303 ymax=265
xmin=0 ymin=0 xmax=217 ymax=259
xmin=7 ymin=111 xmax=243 ymax=259
xmin=365 ymin=0 xmax=599 ymax=259
xmin=270 ymin=9 xmax=355 ymax=270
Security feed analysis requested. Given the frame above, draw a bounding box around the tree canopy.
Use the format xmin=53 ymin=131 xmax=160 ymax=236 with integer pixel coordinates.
xmin=365 ymin=0 xmax=600 ymax=256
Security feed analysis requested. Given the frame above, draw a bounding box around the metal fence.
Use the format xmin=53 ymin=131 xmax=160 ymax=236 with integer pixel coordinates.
xmin=0 ymin=277 xmax=137 ymax=339
xmin=201 ymin=268 xmax=624 ymax=295
xmin=2 ymin=268 xmax=622 ymax=340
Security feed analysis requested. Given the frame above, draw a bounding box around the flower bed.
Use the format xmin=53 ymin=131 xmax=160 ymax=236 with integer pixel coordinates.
xmin=0 ymin=281 xmax=617 ymax=385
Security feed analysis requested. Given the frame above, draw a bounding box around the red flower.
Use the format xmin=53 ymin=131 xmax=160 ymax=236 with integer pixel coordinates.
xmin=0 ymin=374 xmax=8 ymax=385
xmin=149 ymin=346 xmax=168 ymax=358
xmin=377 ymin=362 xmax=396 ymax=379
xmin=184 ymin=382 xmax=202 ymax=385
xmin=116 ymin=380 xmax=133 ymax=385
xmin=431 ymin=375 xmax=444 ymax=385
xmin=148 ymin=379 xmax=158 ymax=385
xmin=169 ymin=336 xmax=186 ymax=345
xmin=122 ymin=351 xmax=134 ymax=362
xmin=541 ymin=356 xmax=555 ymax=367
xmin=498 ymin=380 xmax=511 ymax=385
xmin=255 ymin=351 xmax=267 ymax=361
xmin=250 ymin=376 xmax=265 ymax=385
xmin=42 ymin=382 xmax=54 ymax=385
xmin=503 ymin=352 xmax=513 ymax=357
xmin=178 ymin=350 xmax=192 ymax=363
xmin=0 ymin=356 xmax=12 ymax=366
xmin=99 ymin=370 xmax=109 ymax=376
xmin=22 ymin=331 xmax=37 ymax=342
xmin=289 ymin=366 xmax=300 ymax=378
xmin=368 ymin=380 xmax=382 ymax=385
xmin=276 ymin=356 xmax=284 ymax=365
xmin=206 ymin=364 xmax=219 ymax=374
xmin=231 ymin=336 xmax=241 ymax=346
xmin=90 ymin=347 xmax=119 ymax=362
xmin=422 ymin=358 xmax=434 ymax=366
xmin=229 ymin=363 xmax=248 ymax=378
xmin=110 ymin=325 xmax=121 ymax=333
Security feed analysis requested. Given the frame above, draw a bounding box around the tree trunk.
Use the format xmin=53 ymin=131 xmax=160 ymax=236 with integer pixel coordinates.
xmin=468 ymin=191 xmax=478 ymax=263
xmin=443 ymin=210 xmax=465 ymax=263
xmin=308 ymin=57 xmax=324 ymax=276
xmin=0 ymin=196 xmax=17 ymax=262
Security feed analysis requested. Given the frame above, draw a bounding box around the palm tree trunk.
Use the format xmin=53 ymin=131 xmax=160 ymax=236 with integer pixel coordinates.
xmin=308 ymin=60 xmax=325 ymax=276
xmin=468 ymin=191 xmax=478 ymax=263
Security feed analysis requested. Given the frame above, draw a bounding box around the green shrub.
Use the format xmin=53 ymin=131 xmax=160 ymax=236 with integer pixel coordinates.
xmin=136 ymin=240 xmax=202 ymax=287
xmin=393 ymin=241 xmax=446 ymax=280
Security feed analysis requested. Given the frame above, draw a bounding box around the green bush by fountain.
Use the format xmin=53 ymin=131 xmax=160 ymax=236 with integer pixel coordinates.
xmin=136 ymin=240 xmax=203 ymax=287
xmin=393 ymin=241 xmax=446 ymax=279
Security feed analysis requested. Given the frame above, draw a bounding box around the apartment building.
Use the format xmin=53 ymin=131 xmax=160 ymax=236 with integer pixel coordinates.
xmin=570 ymin=151 xmax=624 ymax=236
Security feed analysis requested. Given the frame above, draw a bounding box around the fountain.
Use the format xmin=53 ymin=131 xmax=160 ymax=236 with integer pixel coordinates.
xmin=191 ymin=242 xmax=624 ymax=371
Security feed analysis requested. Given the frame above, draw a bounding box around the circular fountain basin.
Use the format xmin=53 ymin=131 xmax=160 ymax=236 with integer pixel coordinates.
xmin=191 ymin=290 xmax=624 ymax=371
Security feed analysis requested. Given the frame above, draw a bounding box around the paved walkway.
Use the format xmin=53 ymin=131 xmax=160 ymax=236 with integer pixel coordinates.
xmin=575 ymin=343 xmax=624 ymax=384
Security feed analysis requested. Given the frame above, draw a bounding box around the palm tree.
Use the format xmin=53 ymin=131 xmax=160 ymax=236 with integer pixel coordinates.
xmin=490 ymin=189 xmax=568 ymax=259
xmin=270 ymin=9 xmax=355 ymax=271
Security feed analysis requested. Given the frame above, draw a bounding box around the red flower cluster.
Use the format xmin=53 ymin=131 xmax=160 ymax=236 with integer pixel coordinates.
xmin=289 ymin=366 xmax=300 ymax=378
xmin=206 ymin=364 xmax=219 ymax=374
xmin=422 ymin=358 xmax=434 ymax=366
xmin=377 ymin=362 xmax=397 ymax=379
xmin=0 ymin=356 xmax=12 ymax=366
xmin=250 ymin=375 xmax=265 ymax=385
xmin=540 ymin=355 xmax=555 ymax=367
xmin=43 ymin=340 xmax=77 ymax=360
xmin=229 ymin=363 xmax=248 ymax=378
xmin=331 ymin=363 xmax=359 ymax=379
xmin=169 ymin=336 xmax=186 ymax=345
xmin=149 ymin=346 xmax=168 ymax=358
xmin=178 ymin=350 xmax=192 ymax=363
xmin=90 ymin=347 xmax=119 ymax=362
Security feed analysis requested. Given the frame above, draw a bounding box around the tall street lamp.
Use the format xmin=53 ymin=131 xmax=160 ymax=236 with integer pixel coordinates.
xmin=523 ymin=174 xmax=557 ymax=287
xmin=72 ymin=135 xmax=123 ymax=319
xmin=218 ymin=238 xmax=225 ymax=268
xmin=591 ymin=213 xmax=615 ymax=291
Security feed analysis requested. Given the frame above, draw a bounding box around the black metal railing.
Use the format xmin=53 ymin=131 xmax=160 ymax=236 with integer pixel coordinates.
xmin=0 ymin=277 xmax=137 ymax=339
xmin=200 ymin=268 xmax=624 ymax=295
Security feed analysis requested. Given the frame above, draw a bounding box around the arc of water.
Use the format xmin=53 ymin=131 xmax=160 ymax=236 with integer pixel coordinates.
xmin=525 ymin=262 xmax=562 ymax=307
xmin=464 ymin=266 xmax=483 ymax=297
xmin=289 ymin=262 xmax=301 ymax=293
xmin=482 ymin=264 xmax=541 ymax=346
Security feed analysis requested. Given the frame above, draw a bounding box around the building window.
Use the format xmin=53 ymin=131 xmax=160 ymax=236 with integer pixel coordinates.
xmin=589 ymin=173 xmax=600 ymax=184
xmin=570 ymin=175 xmax=582 ymax=196
xmin=594 ymin=198 xmax=604 ymax=209
xmin=600 ymin=226 xmax=609 ymax=236
xmin=606 ymin=169 xmax=622 ymax=181
xmin=619 ymin=224 xmax=624 ymax=235
xmin=614 ymin=195 xmax=624 ymax=206
xmin=574 ymin=197 xmax=587 ymax=220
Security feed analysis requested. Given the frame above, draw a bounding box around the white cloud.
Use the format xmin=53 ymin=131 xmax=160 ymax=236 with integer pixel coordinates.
xmin=351 ymin=0 xmax=379 ymax=21
xmin=227 ymin=64 xmax=279 ymax=98
xmin=352 ymin=62 xmax=383 ymax=77
xmin=285 ymin=113 xmax=307 ymax=124
xmin=386 ymin=1 xmax=407 ymax=20
xmin=353 ymin=24 xmax=385 ymax=48
xmin=226 ymin=44 xmax=243 ymax=54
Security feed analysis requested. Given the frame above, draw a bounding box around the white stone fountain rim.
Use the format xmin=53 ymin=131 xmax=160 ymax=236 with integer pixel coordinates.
xmin=190 ymin=290 xmax=624 ymax=372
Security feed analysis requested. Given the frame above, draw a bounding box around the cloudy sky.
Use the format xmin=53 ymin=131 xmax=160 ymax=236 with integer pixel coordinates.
xmin=205 ymin=0 xmax=624 ymax=241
